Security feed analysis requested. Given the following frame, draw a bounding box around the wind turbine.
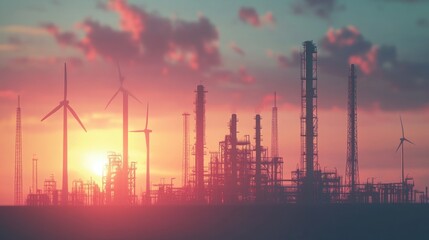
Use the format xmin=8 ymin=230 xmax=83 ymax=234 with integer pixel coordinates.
xmin=41 ymin=62 xmax=87 ymax=205
xmin=105 ymin=63 xmax=141 ymax=204
xmin=130 ymin=103 xmax=152 ymax=204
xmin=396 ymin=116 xmax=414 ymax=186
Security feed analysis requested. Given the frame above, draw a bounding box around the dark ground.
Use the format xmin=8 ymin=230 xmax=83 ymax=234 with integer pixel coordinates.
xmin=0 ymin=204 xmax=428 ymax=240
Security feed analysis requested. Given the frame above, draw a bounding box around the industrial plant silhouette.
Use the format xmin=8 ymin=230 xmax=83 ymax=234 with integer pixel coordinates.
xmin=11 ymin=41 xmax=425 ymax=207
xmin=4 ymin=39 xmax=428 ymax=240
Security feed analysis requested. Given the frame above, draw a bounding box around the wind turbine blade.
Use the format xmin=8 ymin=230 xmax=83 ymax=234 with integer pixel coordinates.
xmin=64 ymin=62 xmax=67 ymax=101
xmin=404 ymin=138 xmax=414 ymax=145
xmin=400 ymin=116 xmax=404 ymax=138
xmin=127 ymin=90 xmax=142 ymax=104
xmin=145 ymin=103 xmax=149 ymax=129
xmin=41 ymin=103 xmax=63 ymax=121
xmin=67 ymin=105 xmax=87 ymax=132
xmin=105 ymin=88 xmax=121 ymax=109
xmin=396 ymin=141 xmax=403 ymax=152
xmin=130 ymin=130 xmax=145 ymax=132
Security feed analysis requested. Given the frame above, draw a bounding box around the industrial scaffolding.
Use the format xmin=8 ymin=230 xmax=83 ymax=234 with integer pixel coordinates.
xmin=24 ymin=41 xmax=429 ymax=206
xmin=206 ymin=114 xmax=284 ymax=204
xmin=101 ymin=152 xmax=137 ymax=205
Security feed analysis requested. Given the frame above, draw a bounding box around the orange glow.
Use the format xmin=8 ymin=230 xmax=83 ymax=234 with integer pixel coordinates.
xmin=84 ymin=151 xmax=107 ymax=177
xmin=1 ymin=0 xmax=429 ymax=206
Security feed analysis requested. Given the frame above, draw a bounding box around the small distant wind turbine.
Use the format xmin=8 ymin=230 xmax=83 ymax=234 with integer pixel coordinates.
xmin=105 ymin=63 xmax=141 ymax=203
xmin=396 ymin=116 xmax=414 ymax=186
xmin=130 ymin=103 xmax=152 ymax=204
xmin=41 ymin=63 xmax=87 ymax=205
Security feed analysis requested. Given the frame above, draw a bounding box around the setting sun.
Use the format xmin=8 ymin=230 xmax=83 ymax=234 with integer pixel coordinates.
xmin=84 ymin=152 xmax=107 ymax=177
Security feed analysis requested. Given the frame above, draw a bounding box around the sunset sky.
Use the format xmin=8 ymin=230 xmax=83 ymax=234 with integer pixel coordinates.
xmin=0 ymin=0 xmax=428 ymax=205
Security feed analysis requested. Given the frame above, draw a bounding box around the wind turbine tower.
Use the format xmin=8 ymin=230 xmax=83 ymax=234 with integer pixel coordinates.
xmin=396 ymin=117 xmax=414 ymax=187
xmin=345 ymin=64 xmax=359 ymax=201
xmin=130 ymin=104 xmax=152 ymax=204
xmin=105 ymin=63 xmax=141 ymax=204
xmin=41 ymin=63 xmax=87 ymax=205
xmin=14 ymin=96 xmax=22 ymax=205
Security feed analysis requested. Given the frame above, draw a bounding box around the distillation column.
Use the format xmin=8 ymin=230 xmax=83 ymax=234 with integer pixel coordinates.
xmin=300 ymin=41 xmax=319 ymax=203
xmin=271 ymin=93 xmax=279 ymax=158
xmin=195 ymin=85 xmax=206 ymax=202
xmin=182 ymin=112 xmax=190 ymax=187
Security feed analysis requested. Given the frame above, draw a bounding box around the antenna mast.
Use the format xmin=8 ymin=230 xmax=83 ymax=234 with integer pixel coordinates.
xmin=15 ymin=95 xmax=23 ymax=205
xmin=345 ymin=64 xmax=359 ymax=202
xmin=271 ymin=92 xmax=279 ymax=158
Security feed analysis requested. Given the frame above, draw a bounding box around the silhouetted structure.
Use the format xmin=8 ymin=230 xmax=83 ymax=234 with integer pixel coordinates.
xmin=71 ymin=179 xmax=85 ymax=205
xmin=24 ymin=41 xmax=427 ymax=207
xmin=396 ymin=116 xmax=414 ymax=202
xmin=41 ymin=63 xmax=87 ymax=205
xmin=102 ymin=152 xmax=122 ymax=204
xmin=204 ymin=113 xmax=284 ymax=204
xmin=130 ymin=104 xmax=152 ymax=204
xmin=32 ymin=155 xmax=38 ymax=193
xmin=129 ymin=161 xmax=137 ymax=205
xmin=300 ymin=41 xmax=319 ymax=203
xmin=195 ymin=85 xmax=206 ymax=202
xmin=346 ymin=64 xmax=360 ymax=202
xmin=182 ymin=112 xmax=190 ymax=188
xmin=228 ymin=114 xmax=239 ymax=203
xmin=271 ymin=92 xmax=279 ymax=158
xmin=27 ymin=174 xmax=58 ymax=206
xmin=255 ymin=114 xmax=262 ymax=202
xmin=14 ymin=96 xmax=22 ymax=205
xmin=105 ymin=64 xmax=141 ymax=204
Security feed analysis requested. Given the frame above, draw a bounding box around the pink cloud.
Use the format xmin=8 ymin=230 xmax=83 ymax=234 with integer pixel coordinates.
xmin=260 ymin=92 xmax=278 ymax=109
xmin=326 ymin=25 xmax=360 ymax=47
xmin=187 ymin=51 xmax=199 ymax=70
xmin=266 ymin=50 xmax=295 ymax=68
xmin=238 ymin=66 xmax=255 ymax=84
xmin=229 ymin=42 xmax=245 ymax=56
xmin=239 ymin=7 xmax=260 ymax=26
xmin=0 ymin=90 xmax=17 ymax=100
xmin=319 ymin=25 xmax=381 ymax=75
xmin=349 ymin=45 xmax=378 ymax=75
xmin=277 ymin=55 xmax=289 ymax=68
xmin=42 ymin=23 xmax=80 ymax=47
xmin=43 ymin=0 xmax=220 ymax=70
xmin=320 ymin=25 xmax=380 ymax=75
xmin=238 ymin=7 xmax=275 ymax=28
xmin=79 ymin=19 xmax=140 ymax=61
xmin=108 ymin=0 xmax=145 ymax=40
xmin=261 ymin=12 xmax=276 ymax=26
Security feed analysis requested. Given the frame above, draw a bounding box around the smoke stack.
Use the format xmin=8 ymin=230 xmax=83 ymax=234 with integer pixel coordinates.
xmin=195 ymin=85 xmax=206 ymax=202
xmin=301 ymin=40 xmax=319 ymax=203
